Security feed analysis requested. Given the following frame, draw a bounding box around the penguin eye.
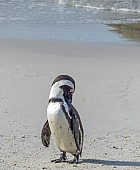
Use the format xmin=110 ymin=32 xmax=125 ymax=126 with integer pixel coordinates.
xmin=70 ymin=89 xmax=74 ymax=93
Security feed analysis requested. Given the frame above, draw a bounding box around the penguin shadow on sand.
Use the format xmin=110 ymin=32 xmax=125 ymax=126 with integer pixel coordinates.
xmin=80 ymin=159 xmax=140 ymax=167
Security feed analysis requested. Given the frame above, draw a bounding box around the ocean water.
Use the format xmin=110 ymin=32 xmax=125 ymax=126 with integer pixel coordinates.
xmin=0 ymin=0 xmax=140 ymax=24
xmin=0 ymin=0 xmax=140 ymax=44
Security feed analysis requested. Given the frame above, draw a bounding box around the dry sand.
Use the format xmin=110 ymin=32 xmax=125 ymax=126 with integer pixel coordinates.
xmin=0 ymin=39 xmax=140 ymax=170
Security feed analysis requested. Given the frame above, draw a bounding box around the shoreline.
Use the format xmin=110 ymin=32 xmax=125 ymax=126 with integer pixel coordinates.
xmin=0 ymin=23 xmax=140 ymax=45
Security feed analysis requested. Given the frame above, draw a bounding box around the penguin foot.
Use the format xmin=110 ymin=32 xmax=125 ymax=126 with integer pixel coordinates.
xmin=68 ymin=154 xmax=79 ymax=164
xmin=51 ymin=152 xmax=67 ymax=163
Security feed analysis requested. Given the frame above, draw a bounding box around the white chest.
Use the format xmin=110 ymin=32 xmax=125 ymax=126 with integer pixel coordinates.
xmin=47 ymin=102 xmax=67 ymax=131
xmin=47 ymin=102 xmax=77 ymax=153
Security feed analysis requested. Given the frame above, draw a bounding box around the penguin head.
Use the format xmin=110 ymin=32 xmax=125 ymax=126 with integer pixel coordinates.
xmin=49 ymin=75 xmax=75 ymax=103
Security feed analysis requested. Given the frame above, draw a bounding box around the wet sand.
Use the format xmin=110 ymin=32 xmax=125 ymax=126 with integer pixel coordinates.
xmin=0 ymin=39 xmax=140 ymax=170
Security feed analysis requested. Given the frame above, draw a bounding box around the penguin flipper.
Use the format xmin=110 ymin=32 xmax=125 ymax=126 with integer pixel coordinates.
xmin=70 ymin=105 xmax=84 ymax=155
xmin=72 ymin=114 xmax=80 ymax=151
xmin=41 ymin=120 xmax=51 ymax=147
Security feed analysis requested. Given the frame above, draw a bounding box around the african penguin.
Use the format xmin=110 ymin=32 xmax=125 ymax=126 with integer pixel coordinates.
xmin=41 ymin=75 xmax=84 ymax=164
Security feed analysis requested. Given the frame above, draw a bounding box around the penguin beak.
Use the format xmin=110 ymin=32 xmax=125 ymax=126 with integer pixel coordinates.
xmin=65 ymin=91 xmax=72 ymax=103
xmin=60 ymin=85 xmax=73 ymax=103
xmin=67 ymin=92 xmax=72 ymax=103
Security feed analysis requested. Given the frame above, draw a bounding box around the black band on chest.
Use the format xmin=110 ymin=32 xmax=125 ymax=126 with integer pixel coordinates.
xmin=49 ymin=97 xmax=63 ymax=103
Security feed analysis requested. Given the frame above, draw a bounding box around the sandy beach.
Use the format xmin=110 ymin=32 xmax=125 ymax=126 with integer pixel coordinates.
xmin=0 ymin=39 xmax=140 ymax=170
